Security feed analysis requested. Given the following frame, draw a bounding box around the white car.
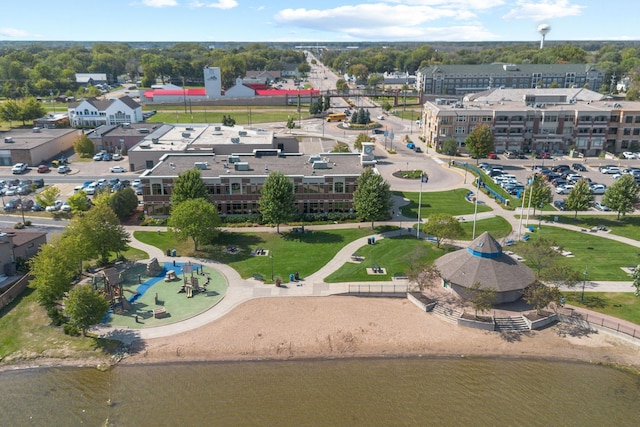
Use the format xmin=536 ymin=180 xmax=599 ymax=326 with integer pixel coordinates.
xmin=11 ymin=163 xmax=27 ymax=174
xmin=110 ymin=166 xmax=126 ymax=173
xmin=376 ymin=115 xmax=385 ymax=120
xmin=45 ymin=200 xmax=63 ymax=212
xmin=112 ymin=153 xmax=122 ymax=161
xmin=622 ymin=152 xmax=637 ymax=159
xmin=591 ymin=184 xmax=607 ymax=195
xmin=555 ymin=184 xmax=574 ymax=195
xmin=60 ymin=203 xmax=71 ymax=212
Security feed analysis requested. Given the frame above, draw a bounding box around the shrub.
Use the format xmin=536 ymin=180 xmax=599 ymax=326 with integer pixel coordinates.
xmin=47 ymin=307 xmax=66 ymax=326
xmin=24 ymin=220 xmax=31 ymax=226
xmin=13 ymin=222 xmax=25 ymax=229
xmin=63 ymin=324 xmax=81 ymax=336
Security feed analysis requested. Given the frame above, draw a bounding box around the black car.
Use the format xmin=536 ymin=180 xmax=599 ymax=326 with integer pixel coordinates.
xmin=553 ymin=200 xmax=567 ymax=211
xmin=572 ymin=163 xmax=587 ymax=172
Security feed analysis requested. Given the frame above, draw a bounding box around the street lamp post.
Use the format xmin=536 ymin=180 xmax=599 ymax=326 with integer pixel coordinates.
xmin=270 ymin=251 xmax=274 ymax=282
xmin=581 ymin=265 xmax=588 ymax=301
xmin=538 ymin=202 xmax=544 ymax=229
xmin=417 ymin=173 xmax=424 ymax=239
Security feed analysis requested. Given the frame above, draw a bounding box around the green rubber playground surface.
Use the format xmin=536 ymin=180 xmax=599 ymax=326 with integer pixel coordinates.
xmin=106 ymin=261 xmax=227 ymax=329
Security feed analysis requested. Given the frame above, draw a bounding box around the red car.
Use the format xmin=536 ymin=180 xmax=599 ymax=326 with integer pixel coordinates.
xmin=37 ymin=164 xmax=50 ymax=173
xmin=488 ymin=152 xmax=498 ymax=159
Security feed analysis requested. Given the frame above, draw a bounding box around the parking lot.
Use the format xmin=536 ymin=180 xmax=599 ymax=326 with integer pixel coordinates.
xmin=475 ymin=155 xmax=640 ymax=211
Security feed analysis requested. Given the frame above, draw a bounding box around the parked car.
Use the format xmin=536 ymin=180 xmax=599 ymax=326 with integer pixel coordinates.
xmin=45 ymin=200 xmax=63 ymax=212
xmin=593 ymin=201 xmax=611 ymax=211
xmin=34 ymin=178 xmax=44 ymax=188
xmin=31 ymin=203 xmax=43 ymax=212
xmin=11 ymin=163 xmax=28 ymax=174
xmin=112 ymin=153 xmax=122 ymax=161
xmin=553 ymin=200 xmax=567 ymax=211
xmin=37 ymin=164 xmax=50 ymax=173
xmin=622 ymin=151 xmax=637 ymax=159
xmin=572 ymin=163 xmax=587 ymax=172
xmin=18 ymin=199 xmax=34 ymax=211
xmin=406 ymin=142 xmax=416 ymax=150
xmin=591 ymin=184 xmax=607 ymax=195
xmin=60 ymin=203 xmax=71 ymax=212
xmin=110 ymin=166 xmax=126 ymax=173
xmin=3 ymin=198 xmax=20 ymax=212
xmin=488 ymin=152 xmax=498 ymax=159
xmin=102 ymin=153 xmax=112 ymax=161
xmin=555 ymin=184 xmax=574 ymax=195
xmin=599 ymin=165 xmax=620 ymax=174
xmin=57 ymin=165 xmax=71 ymax=174
xmin=93 ymin=152 xmax=104 ymax=161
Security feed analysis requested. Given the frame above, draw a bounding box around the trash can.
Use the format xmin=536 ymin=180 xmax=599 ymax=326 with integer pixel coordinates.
xmin=289 ymin=273 xmax=295 ymax=282
xmin=528 ymin=226 xmax=535 ymax=232
xmin=166 ymin=249 xmax=171 ymax=256
xmin=294 ymin=272 xmax=299 ymax=280
xmin=371 ymin=236 xmax=375 ymax=244
xmin=171 ymin=249 xmax=177 ymax=257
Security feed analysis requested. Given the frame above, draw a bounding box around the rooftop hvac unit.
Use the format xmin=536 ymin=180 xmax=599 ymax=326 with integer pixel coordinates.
xmin=185 ymin=127 xmax=194 ymax=131
xmin=228 ymin=155 xmax=240 ymax=163
xmin=151 ymin=138 xmax=159 ymax=144
xmin=182 ymin=132 xmax=191 ymax=138
xmin=308 ymin=155 xmax=322 ymax=163
xmin=194 ymin=162 xmax=209 ymax=170
xmin=231 ymin=137 xmax=240 ymax=143
xmin=235 ymin=162 xmax=250 ymax=171
xmin=238 ymin=131 xmax=247 ymax=136
xmin=140 ymin=144 xmax=150 ymax=149
xmin=214 ymin=126 xmax=221 ymax=131
xmin=138 ymin=128 xmax=150 ymax=134
xmin=4 ymin=137 xmax=14 ymax=143
xmin=312 ymin=161 xmax=329 ymax=169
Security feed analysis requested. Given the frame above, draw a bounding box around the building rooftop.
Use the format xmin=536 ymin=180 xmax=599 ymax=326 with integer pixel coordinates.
xmin=131 ymin=124 xmax=275 ymax=153
xmin=0 ymin=127 xmax=78 ymax=149
xmin=142 ymin=151 xmax=365 ymax=179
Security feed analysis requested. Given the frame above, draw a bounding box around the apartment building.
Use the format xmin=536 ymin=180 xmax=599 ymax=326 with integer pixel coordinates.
xmin=421 ymin=88 xmax=640 ymax=156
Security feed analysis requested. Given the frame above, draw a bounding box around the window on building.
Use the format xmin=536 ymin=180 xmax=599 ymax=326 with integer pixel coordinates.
xmin=334 ymin=182 xmax=344 ymax=193
xmin=625 ymin=116 xmax=633 ymax=123
xmin=151 ymin=183 xmax=162 ymax=195
xmin=455 ymin=127 xmax=465 ymax=135
xmin=456 ymin=115 xmax=467 ymax=122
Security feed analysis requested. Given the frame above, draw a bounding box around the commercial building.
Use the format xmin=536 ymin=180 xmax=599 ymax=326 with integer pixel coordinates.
xmin=127 ymin=124 xmax=299 ymax=172
xmin=0 ymin=127 xmax=78 ymax=166
xmin=421 ymin=88 xmax=640 ymax=157
xmin=139 ymin=143 xmax=376 ymax=217
xmin=416 ymin=63 xmax=606 ymax=96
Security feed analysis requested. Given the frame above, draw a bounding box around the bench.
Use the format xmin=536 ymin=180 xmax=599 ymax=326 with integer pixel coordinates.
xmin=504 ymin=239 xmax=515 ymax=246
xmin=351 ymin=254 xmax=364 ymax=262
xmin=252 ymin=273 xmax=264 ymax=281
xmin=522 ymin=234 xmax=530 ymax=241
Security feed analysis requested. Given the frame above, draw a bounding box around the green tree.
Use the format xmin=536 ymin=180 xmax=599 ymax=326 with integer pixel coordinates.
xmin=170 ymin=168 xmax=208 ymax=205
xmin=19 ymin=97 xmax=46 ymax=125
xmin=297 ymin=61 xmax=311 ymax=74
xmin=35 ymin=185 xmax=61 ymax=209
xmin=441 ymin=138 xmax=458 ymax=156
xmin=404 ymin=247 xmax=440 ymax=292
xmin=73 ymin=133 xmax=95 ymax=158
xmin=65 ymin=285 xmax=110 ymax=336
xmin=352 ymin=167 xmax=392 ymax=229
xmin=464 ymin=124 xmax=494 ymax=163
xmin=367 ymin=74 xmax=384 ymax=89
xmin=354 ymin=132 xmax=371 ymax=152
xmin=521 ymin=174 xmax=553 ymax=216
xmin=67 ymin=190 xmax=92 ymax=212
xmin=286 ymin=116 xmax=295 ymax=133
xmin=29 ymin=235 xmax=78 ymax=310
xmin=629 ymin=265 xmax=640 ymax=296
xmin=168 ymin=198 xmax=220 ymax=251
xmin=603 ymin=174 xmax=640 ymax=219
xmin=335 ymin=78 xmax=349 ymax=92
xmin=222 ymin=115 xmax=236 ymax=127
xmin=523 ymin=282 xmax=562 ymax=315
xmin=109 ymin=187 xmax=139 ymax=220
xmin=0 ymin=99 xmax=21 ymax=126
xmin=259 ymin=171 xmax=296 ymax=233
xmin=67 ymin=204 xmax=130 ymax=265
xmin=520 ymin=237 xmax=559 ymax=278
xmin=467 ymin=282 xmax=497 ymax=319
xmin=331 ymin=141 xmax=350 ymax=153
xmin=565 ymin=178 xmax=594 ymax=218
xmin=422 ymin=213 xmax=464 ymax=248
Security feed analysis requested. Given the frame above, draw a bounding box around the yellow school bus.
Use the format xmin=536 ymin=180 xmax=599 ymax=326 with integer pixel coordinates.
xmin=327 ymin=113 xmax=347 ymax=122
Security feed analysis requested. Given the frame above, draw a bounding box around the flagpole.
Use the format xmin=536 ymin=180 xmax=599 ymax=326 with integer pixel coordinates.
xmin=472 ymin=174 xmax=480 ymax=239
xmin=417 ymin=173 xmax=423 ymax=239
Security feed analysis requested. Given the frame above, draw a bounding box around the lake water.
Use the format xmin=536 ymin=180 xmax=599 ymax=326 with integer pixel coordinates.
xmin=1 ymin=358 xmax=639 ymax=426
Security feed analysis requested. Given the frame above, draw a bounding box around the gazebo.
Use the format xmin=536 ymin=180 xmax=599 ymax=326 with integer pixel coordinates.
xmin=434 ymin=232 xmax=535 ymax=304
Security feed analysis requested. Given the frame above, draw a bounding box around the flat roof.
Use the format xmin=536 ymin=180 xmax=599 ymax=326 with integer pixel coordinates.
xmin=0 ymin=128 xmax=78 ymax=149
xmin=142 ymin=152 xmax=365 ymax=179
xmin=131 ymin=124 xmax=274 ymax=153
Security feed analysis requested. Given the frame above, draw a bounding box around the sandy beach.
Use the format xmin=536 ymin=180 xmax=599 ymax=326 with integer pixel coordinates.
xmin=123 ymin=296 xmax=640 ymax=371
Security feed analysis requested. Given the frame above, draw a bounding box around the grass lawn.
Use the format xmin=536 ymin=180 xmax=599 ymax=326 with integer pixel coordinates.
xmin=546 ymin=214 xmax=640 ymax=241
xmin=563 ymin=292 xmax=640 ymax=326
xmin=325 ymin=235 xmax=446 ymax=283
xmin=458 ymin=216 xmax=513 ymax=239
xmin=150 ymin=108 xmax=302 ymax=126
xmin=0 ymin=287 xmax=119 ymax=361
xmin=135 ymin=226 xmax=394 ymax=284
xmin=395 ymin=188 xmax=492 ymax=219
xmin=510 ymin=227 xmax=640 ymax=281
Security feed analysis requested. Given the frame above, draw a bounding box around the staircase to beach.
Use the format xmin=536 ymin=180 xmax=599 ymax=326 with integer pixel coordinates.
xmin=494 ymin=316 xmax=529 ymax=332
xmin=431 ymin=302 xmax=463 ymax=324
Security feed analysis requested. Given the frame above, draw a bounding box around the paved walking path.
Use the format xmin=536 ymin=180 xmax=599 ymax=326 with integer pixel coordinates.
xmin=93 ymin=153 xmax=639 ymax=343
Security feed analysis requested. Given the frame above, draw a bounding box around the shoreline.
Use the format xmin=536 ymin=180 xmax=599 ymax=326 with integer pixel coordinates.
xmin=2 ymin=296 xmax=639 ymax=374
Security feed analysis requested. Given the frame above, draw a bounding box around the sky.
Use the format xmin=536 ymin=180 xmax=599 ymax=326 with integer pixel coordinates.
xmin=1 ymin=0 xmax=640 ymax=43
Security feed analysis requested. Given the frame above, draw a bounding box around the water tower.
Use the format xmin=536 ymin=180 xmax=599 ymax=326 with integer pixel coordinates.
xmin=538 ymin=24 xmax=551 ymax=49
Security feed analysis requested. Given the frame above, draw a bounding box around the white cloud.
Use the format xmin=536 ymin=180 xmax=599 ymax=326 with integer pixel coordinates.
xmin=142 ymin=0 xmax=178 ymax=7
xmin=502 ymin=0 xmax=584 ymax=21
xmin=190 ymin=0 xmax=238 ymax=9
xmin=0 ymin=28 xmax=31 ymax=38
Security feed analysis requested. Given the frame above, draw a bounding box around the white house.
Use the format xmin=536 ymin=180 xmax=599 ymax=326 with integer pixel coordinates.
xmin=224 ymin=78 xmax=256 ymax=98
xmin=68 ymin=96 xmax=143 ymax=128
